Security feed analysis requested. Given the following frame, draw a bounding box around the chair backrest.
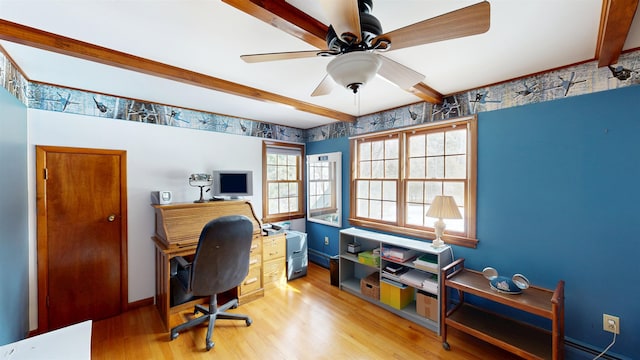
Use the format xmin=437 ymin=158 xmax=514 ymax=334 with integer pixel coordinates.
xmin=190 ymin=215 xmax=254 ymax=296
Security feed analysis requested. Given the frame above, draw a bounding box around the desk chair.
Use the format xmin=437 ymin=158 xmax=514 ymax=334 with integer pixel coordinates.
xmin=169 ymin=215 xmax=254 ymax=351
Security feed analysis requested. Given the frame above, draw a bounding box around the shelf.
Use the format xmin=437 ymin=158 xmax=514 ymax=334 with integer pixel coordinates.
xmin=381 ymin=273 xmax=438 ymax=295
xmin=341 ymin=279 xmax=439 ymax=334
xmin=446 ymin=304 xmax=552 ymax=360
xmin=340 ymin=253 xmax=359 ymax=263
xmin=441 ymin=258 xmax=564 ymax=359
xmin=340 ymin=277 xmax=361 ymax=293
xmin=339 ymin=227 xmax=452 ymax=336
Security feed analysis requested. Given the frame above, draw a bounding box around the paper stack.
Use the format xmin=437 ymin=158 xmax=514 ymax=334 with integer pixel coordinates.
xmin=413 ymin=254 xmax=438 ymax=273
xmin=381 ymin=246 xmax=418 ymax=262
xmin=399 ymin=269 xmax=438 ymax=294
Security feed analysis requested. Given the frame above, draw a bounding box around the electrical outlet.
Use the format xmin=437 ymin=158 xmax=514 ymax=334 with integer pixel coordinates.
xmin=324 ymin=236 xmax=329 ymax=245
xmin=603 ymin=314 xmax=620 ymax=334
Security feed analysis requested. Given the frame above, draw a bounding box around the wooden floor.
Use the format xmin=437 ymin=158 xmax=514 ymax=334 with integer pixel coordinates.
xmin=92 ymin=262 xmax=520 ymax=359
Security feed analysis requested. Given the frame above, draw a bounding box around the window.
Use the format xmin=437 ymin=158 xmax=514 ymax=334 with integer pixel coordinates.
xmin=307 ymin=152 xmax=342 ymax=227
xmin=350 ymin=116 xmax=477 ymax=248
xmin=354 ymin=134 xmax=399 ymax=222
xmin=262 ymin=141 xmax=305 ymax=223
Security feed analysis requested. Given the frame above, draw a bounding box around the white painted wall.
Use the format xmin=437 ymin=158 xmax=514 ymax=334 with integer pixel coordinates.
xmin=26 ymin=109 xmax=298 ymax=330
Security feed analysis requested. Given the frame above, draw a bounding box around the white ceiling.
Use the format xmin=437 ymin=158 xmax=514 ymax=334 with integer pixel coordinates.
xmin=1 ymin=0 xmax=639 ymax=129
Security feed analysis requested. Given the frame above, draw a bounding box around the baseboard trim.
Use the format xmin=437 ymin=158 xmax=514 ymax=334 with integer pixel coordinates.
xmin=27 ymin=297 xmax=155 ymax=337
xmin=308 ymin=248 xmax=331 ymax=268
xmin=565 ymin=338 xmax=625 ymax=360
xmin=127 ymin=297 xmax=154 ymax=310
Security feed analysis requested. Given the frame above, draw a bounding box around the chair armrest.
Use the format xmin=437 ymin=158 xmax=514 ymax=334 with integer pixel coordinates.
xmin=174 ymin=256 xmax=191 ymax=269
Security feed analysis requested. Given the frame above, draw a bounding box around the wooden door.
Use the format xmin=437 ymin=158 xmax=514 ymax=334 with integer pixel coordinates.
xmin=36 ymin=146 xmax=128 ymax=332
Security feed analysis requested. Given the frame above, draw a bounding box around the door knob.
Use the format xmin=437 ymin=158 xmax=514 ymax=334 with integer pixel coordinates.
xmin=107 ymin=214 xmax=116 ymax=222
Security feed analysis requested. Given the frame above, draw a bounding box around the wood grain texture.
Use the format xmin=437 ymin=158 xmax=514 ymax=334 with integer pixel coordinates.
xmin=0 ymin=19 xmax=354 ymax=123
xmin=596 ymin=0 xmax=639 ymax=66
xmin=35 ymin=146 xmax=128 ymax=333
xmin=92 ymin=262 xmax=520 ymax=359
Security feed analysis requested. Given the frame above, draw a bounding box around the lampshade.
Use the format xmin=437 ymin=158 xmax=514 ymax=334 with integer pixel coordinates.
xmin=426 ymin=195 xmax=462 ymax=220
xmin=327 ymin=52 xmax=381 ymax=94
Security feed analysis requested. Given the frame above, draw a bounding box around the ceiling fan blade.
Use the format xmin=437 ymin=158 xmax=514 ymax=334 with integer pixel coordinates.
xmin=319 ymin=0 xmax=361 ymax=42
xmin=376 ymin=55 xmax=425 ymax=90
xmin=373 ymin=1 xmax=490 ymax=51
xmin=241 ymin=50 xmax=322 ymax=63
xmin=311 ymin=74 xmax=335 ymax=97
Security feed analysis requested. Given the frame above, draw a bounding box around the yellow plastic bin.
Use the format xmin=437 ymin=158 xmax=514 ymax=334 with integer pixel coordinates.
xmin=380 ymin=278 xmax=413 ymax=309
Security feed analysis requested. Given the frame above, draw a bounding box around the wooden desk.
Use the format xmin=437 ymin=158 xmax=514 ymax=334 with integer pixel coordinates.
xmin=440 ymin=258 xmax=564 ymax=360
xmin=152 ymin=201 xmax=264 ymax=330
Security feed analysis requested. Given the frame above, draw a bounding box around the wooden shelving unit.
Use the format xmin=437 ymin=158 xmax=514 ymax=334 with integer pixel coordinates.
xmin=441 ymin=258 xmax=565 ymax=360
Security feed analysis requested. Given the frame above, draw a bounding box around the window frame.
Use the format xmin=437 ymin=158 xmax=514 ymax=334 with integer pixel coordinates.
xmin=307 ymin=151 xmax=342 ymax=227
xmin=262 ymin=141 xmax=305 ymax=223
xmin=349 ymin=116 xmax=478 ymax=248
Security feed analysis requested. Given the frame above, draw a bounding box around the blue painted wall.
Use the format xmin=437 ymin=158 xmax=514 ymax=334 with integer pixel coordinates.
xmin=307 ymin=85 xmax=640 ymax=359
xmin=0 ymin=87 xmax=30 ymax=344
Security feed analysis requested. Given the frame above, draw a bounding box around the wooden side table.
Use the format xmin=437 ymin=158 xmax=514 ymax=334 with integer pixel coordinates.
xmin=440 ymin=258 xmax=564 ymax=360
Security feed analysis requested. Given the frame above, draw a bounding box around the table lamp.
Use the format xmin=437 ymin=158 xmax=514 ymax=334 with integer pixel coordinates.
xmin=189 ymin=173 xmax=212 ymax=203
xmin=426 ymin=195 xmax=462 ymax=248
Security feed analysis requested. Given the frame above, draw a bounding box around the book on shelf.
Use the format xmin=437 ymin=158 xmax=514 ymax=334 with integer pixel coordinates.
xmin=383 ymin=264 xmax=409 ymax=275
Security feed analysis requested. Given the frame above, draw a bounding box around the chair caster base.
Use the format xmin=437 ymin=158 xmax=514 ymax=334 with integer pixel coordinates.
xmin=206 ymin=341 xmax=215 ymax=351
xmin=246 ymin=318 xmax=252 ymax=326
xmin=442 ymin=342 xmax=450 ymax=350
xmin=170 ymin=331 xmax=179 ymax=341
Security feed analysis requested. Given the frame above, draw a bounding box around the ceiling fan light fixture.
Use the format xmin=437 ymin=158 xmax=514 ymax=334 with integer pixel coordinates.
xmin=327 ymin=52 xmax=381 ymax=94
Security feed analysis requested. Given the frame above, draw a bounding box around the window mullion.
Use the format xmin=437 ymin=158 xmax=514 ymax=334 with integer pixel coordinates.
xmin=397 ymin=132 xmax=406 ymax=227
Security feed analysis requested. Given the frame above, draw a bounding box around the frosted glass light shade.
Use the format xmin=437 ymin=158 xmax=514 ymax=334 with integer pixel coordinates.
xmin=327 ymin=52 xmax=381 ymax=93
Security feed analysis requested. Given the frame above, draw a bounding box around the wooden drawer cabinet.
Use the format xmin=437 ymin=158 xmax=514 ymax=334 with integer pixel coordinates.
xmin=239 ymin=266 xmax=262 ymax=295
xmin=238 ymin=233 xmax=264 ymax=304
xmin=263 ymin=234 xmax=286 ymax=261
xmin=263 ymin=258 xmax=286 ymax=289
xmin=263 ymin=234 xmax=286 ymax=288
xmin=248 ymin=234 xmax=262 ymax=267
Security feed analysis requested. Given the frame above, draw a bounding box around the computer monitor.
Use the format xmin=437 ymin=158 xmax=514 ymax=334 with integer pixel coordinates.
xmin=212 ymin=170 xmax=253 ymax=199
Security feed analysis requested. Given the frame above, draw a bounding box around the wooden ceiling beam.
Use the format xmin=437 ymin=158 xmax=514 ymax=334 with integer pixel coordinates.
xmin=0 ymin=19 xmax=355 ymax=123
xmin=596 ymin=0 xmax=639 ymax=67
xmin=222 ymin=0 xmax=328 ymax=49
xmin=408 ymin=83 xmax=443 ymax=104
xmin=224 ymin=0 xmax=444 ymax=104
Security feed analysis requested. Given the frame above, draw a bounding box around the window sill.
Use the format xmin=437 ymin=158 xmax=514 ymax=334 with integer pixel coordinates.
xmin=263 ymin=213 xmax=305 ymax=224
xmin=348 ymin=218 xmax=478 ymax=249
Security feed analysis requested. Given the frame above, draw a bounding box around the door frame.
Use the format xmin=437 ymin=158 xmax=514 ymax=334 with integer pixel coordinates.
xmin=35 ymin=145 xmax=128 ymax=332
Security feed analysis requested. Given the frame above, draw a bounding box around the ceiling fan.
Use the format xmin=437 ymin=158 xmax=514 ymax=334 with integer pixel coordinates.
xmin=240 ymin=0 xmax=490 ymax=98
